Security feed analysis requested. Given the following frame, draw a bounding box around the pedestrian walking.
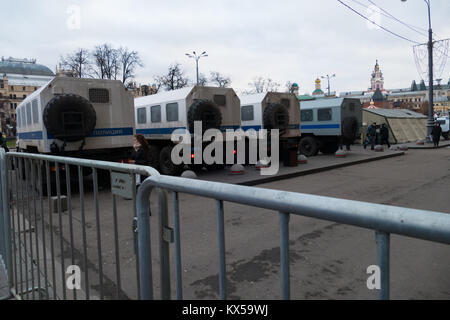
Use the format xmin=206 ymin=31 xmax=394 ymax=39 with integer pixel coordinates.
xmin=431 ymin=123 xmax=443 ymax=148
xmin=364 ymin=122 xmax=377 ymax=150
xmin=380 ymin=124 xmax=391 ymax=148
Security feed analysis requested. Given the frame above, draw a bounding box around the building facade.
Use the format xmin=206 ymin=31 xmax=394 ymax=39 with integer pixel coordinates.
xmin=340 ymin=60 xmax=450 ymax=114
xmin=0 ymin=57 xmax=54 ymax=136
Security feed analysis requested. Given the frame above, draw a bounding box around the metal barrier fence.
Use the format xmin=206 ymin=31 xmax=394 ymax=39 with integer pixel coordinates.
xmin=1 ymin=148 xmax=450 ymax=300
xmin=0 ymin=149 xmax=158 ymax=300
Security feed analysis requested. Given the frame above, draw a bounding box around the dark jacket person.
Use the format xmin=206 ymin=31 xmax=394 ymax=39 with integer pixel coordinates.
xmin=380 ymin=124 xmax=391 ymax=148
xmin=131 ymin=134 xmax=151 ymax=185
xmin=431 ymin=123 xmax=443 ymax=148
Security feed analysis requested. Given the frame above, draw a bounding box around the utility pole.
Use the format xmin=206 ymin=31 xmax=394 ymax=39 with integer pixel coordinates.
xmin=321 ymin=74 xmax=336 ymax=97
xmin=402 ymin=0 xmax=434 ymax=142
xmin=185 ymin=51 xmax=208 ymax=85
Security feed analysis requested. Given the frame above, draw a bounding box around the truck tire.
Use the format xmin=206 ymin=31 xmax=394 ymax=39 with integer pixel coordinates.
xmin=187 ymin=99 xmax=222 ymax=133
xmin=342 ymin=116 xmax=359 ymax=143
xmin=43 ymin=94 xmax=97 ymax=142
xmin=263 ymin=103 xmax=289 ymax=132
xmin=299 ymin=136 xmax=319 ymax=157
xmin=159 ymin=146 xmax=183 ymax=176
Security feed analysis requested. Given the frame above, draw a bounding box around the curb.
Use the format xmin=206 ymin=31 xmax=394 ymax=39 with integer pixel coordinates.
xmin=238 ymin=152 xmax=405 ymax=187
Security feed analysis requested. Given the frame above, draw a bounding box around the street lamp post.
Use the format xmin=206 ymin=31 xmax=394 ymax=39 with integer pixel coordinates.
xmin=185 ymin=51 xmax=208 ymax=85
xmin=402 ymin=0 xmax=434 ymax=142
xmin=321 ymin=74 xmax=336 ymax=96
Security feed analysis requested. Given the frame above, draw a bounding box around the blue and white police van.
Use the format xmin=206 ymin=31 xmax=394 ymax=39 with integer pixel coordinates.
xmin=135 ymin=86 xmax=241 ymax=175
xmin=298 ymin=98 xmax=362 ymax=156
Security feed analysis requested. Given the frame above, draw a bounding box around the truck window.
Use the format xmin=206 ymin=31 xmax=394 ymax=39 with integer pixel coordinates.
xmin=166 ymin=103 xmax=179 ymax=122
xmin=151 ymin=105 xmax=161 ymax=123
xmin=318 ymin=108 xmax=332 ymax=121
xmin=21 ymin=108 xmax=26 ymax=127
xmin=89 ymin=88 xmax=110 ymax=103
xmin=281 ymin=99 xmax=290 ymax=109
xmin=137 ymin=107 xmax=147 ymax=124
xmin=301 ymin=110 xmax=313 ymax=122
xmin=32 ymin=100 xmax=39 ymax=124
xmin=213 ymin=95 xmax=227 ymax=106
xmin=241 ymin=105 xmax=254 ymax=121
xmin=26 ymin=103 xmax=32 ymax=125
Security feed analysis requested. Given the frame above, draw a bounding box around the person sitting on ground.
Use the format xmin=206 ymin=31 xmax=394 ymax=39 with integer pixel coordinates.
xmin=431 ymin=122 xmax=443 ymax=148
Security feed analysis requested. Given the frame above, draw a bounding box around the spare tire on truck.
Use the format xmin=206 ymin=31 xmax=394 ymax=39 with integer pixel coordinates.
xmin=341 ymin=116 xmax=359 ymax=144
xmin=43 ymin=94 xmax=97 ymax=142
xmin=263 ymin=103 xmax=289 ymax=132
xmin=187 ymin=99 xmax=222 ymax=133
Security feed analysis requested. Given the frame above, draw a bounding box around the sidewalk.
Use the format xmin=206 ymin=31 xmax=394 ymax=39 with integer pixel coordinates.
xmin=195 ymin=145 xmax=405 ymax=186
xmin=404 ymin=139 xmax=450 ymax=150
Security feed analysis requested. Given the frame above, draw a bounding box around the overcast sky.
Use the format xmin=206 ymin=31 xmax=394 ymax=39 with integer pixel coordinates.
xmin=2 ymin=0 xmax=449 ymax=95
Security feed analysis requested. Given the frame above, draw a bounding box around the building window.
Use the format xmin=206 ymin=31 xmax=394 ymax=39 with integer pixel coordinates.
xmin=10 ymin=86 xmax=14 ymax=91
xmin=34 ymin=87 xmax=37 ymax=91
xmin=23 ymin=86 xmax=26 ymax=91
xmin=23 ymin=95 xmax=27 ymax=99
xmin=318 ymin=108 xmax=332 ymax=121
xmin=166 ymin=103 xmax=179 ymax=122
xmin=241 ymin=105 xmax=254 ymax=121
xmin=151 ymin=105 xmax=161 ymax=123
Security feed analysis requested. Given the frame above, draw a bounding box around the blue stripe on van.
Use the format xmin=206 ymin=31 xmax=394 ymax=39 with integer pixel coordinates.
xmin=136 ymin=127 xmax=187 ymax=135
xmin=301 ymin=124 xmax=341 ymax=130
xmin=18 ymin=131 xmax=43 ymax=140
xmin=19 ymin=127 xmax=134 ymax=140
xmin=242 ymin=125 xmax=262 ymax=131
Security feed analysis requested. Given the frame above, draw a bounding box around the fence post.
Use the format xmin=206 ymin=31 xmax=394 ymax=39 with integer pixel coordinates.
xmin=136 ymin=177 xmax=156 ymax=300
xmin=158 ymin=188 xmax=171 ymax=300
xmin=376 ymin=231 xmax=390 ymax=300
xmin=0 ymin=149 xmax=11 ymax=297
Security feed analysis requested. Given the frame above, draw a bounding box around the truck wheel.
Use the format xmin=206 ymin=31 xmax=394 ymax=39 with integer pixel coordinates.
xmin=320 ymin=143 xmax=339 ymax=155
xmin=43 ymin=94 xmax=97 ymax=142
xmin=443 ymin=132 xmax=449 ymax=140
xmin=159 ymin=146 xmax=183 ymax=176
xmin=299 ymin=136 xmax=319 ymax=157
xmin=187 ymin=99 xmax=222 ymax=133
xmin=263 ymin=103 xmax=289 ymax=132
xmin=148 ymin=145 xmax=160 ymax=171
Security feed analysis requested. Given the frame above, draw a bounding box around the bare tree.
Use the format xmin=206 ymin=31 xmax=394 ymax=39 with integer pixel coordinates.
xmin=198 ymin=73 xmax=208 ymax=86
xmin=91 ymin=44 xmax=121 ymax=80
xmin=119 ymin=47 xmax=143 ymax=85
xmin=154 ymin=64 xmax=190 ymax=91
xmin=245 ymin=76 xmax=280 ymax=94
xmin=209 ymin=71 xmax=231 ymax=88
xmin=59 ymin=48 xmax=90 ymax=78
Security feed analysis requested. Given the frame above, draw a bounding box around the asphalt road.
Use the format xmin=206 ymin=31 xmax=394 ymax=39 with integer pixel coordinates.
xmin=7 ymin=147 xmax=450 ymax=300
